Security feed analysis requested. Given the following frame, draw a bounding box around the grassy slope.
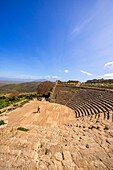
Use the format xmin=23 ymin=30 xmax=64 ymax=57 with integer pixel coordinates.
xmin=0 ymin=82 xmax=40 ymax=94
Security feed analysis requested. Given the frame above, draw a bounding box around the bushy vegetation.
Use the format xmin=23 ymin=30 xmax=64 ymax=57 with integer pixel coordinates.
xmin=0 ymin=110 xmax=6 ymax=114
xmin=83 ymin=83 xmax=113 ymax=89
xmin=84 ymin=79 xmax=113 ymax=89
xmin=86 ymin=78 xmax=113 ymax=84
xmin=68 ymin=89 xmax=78 ymax=93
xmin=0 ymin=120 xmax=5 ymax=126
xmin=0 ymin=96 xmax=20 ymax=109
xmin=20 ymin=100 xmax=29 ymax=106
xmin=17 ymin=127 xmax=29 ymax=132
xmin=57 ymin=80 xmax=80 ymax=85
xmin=0 ymin=93 xmax=36 ymax=110
xmin=0 ymin=98 xmax=12 ymax=109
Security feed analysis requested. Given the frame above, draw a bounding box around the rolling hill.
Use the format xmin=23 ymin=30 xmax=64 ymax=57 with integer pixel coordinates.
xmin=0 ymin=82 xmax=41 ymax=94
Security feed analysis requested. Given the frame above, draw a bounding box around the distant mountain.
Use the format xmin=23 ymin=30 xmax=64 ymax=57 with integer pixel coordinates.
xmin=0 ymin=77 xmax=46 ymax=83
xmin=33 ymin=79 xmax=47 ymax=82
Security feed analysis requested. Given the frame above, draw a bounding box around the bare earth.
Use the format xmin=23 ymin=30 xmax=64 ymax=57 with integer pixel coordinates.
xmin=0 ymin=99 xmax=113 ymax=170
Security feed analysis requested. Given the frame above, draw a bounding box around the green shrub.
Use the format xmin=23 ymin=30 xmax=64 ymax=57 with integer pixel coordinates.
xmin=13 ymin=104 xmax=18 ymax=107
xmin=17 ymin=127 xmax=29 ymax=132
xmin=68 ymin=89 xmax=78 ymax=93
xmin=7 ymin=108 xmax=13 ymax=111
xmin=20 ymin=100 xmax=29 ymax=106
xmin=0 ymin=110 xmax=6 ymax=114
xmin=0 ymin=94 xmax=33 ymax=109
xmin=0 ymin=120 xmax=5 ymax=126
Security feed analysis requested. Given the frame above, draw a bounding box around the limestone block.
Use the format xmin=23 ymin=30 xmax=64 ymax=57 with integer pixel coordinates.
xmin=63 ymin=151 xmax=72 ymax=160
xmin=54 ymin=160 xmax=63 ymax=170
xmin=54 ymin=152 xmax=63 ymax=161
xmin=62 ymin=160 xmax=75 ymax=170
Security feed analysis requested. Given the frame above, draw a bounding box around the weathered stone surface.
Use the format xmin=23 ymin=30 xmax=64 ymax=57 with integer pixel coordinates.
xmin=54 ymin=152 xmax=63 ymax=161
xmin=0 ymin=100 xmax=113 ymax=169
xmin=63 ymin=151 xmax=72 ymax=160
xmin=62 ymin=160 xmax=75 ymax=170
xmin=54 ymin=160 xmax=63 ymax=170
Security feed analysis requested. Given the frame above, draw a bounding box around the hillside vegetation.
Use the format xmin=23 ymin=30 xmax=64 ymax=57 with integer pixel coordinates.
xmin=37 ymin=81 xmax=55 ymax=96
xmin=83 ymin=78 xmax=113 ymax=89
xmin=0 ymin=82 xmax=40 ymax=94
xmin=0 ymin=93 xmax=36 ymax=110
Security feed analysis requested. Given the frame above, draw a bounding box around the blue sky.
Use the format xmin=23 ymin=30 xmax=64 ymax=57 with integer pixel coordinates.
xmin=0 ymin=0 xmax=113 ymax=82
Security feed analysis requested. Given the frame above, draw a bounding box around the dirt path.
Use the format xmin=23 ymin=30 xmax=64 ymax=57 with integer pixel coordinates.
xmin=4 ymin=99 xmax=75 ymax=127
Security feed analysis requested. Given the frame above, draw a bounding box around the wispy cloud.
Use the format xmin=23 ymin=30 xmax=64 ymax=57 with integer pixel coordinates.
xmin=64 ymin=69 xmax=69 ymax=73
xmin=102 ymin=73 xmax=113 ymax=79
xmin=45 ymin=75 xmax=59 ymax=79
xmin=105 ymin=61 xmax=113 ymax=69
xmin=81 ymin=70 xmax=92 ymax=76
xmin=58 ymin=69 xmax=69 ymax=73
xmin=71 ymin=16 xmax=93 ymax=34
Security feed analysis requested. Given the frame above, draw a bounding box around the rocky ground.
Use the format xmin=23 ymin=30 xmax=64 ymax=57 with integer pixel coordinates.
xmin=0 ymin=100 xmax=113 ymax=170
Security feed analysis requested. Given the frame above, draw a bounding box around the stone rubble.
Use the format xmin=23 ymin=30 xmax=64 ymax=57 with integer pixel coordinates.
xmin=0 ymin=116 xmax=113 ymax=170
xmin=0 ymin=100 xmax=113 ymax=169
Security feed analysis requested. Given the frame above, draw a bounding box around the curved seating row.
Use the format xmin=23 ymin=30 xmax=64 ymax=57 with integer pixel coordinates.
xmin=53 ymin=85 xmax=113 ymax=118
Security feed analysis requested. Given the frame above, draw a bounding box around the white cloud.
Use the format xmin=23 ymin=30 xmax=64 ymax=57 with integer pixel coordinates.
xmin=64 ymin=69 xmax=69 ymax=73
xmin=102 ymin=73 xmax=113 ymax=79
xmin=46 ymin=75 xmax=59 ymax=79
xmin=46 ymin=75 xmax=51 ymax=79
xmin=80 ymin=70 xmax=92 ymax=76
xmin=105 ymin=61 xmax=113 ymax=69
xmin=51 ymin=76 xmax=59 ymax=79
xmin=71 ymin=16 xmax=93 ymax=34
